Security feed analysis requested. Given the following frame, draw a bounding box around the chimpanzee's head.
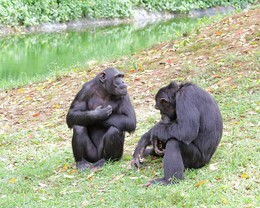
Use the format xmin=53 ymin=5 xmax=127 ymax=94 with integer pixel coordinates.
xmin=155 ymin=82 xmax=179 ymax=122
xmin=99 ymin=67 xmax=127 ymax=96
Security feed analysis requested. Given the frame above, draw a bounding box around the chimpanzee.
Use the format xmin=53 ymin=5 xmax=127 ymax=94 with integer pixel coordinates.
xmin=67 ymin=67 xmax=136 ymax=171
xmin=131 ymin=81 xmax=223 ymax=186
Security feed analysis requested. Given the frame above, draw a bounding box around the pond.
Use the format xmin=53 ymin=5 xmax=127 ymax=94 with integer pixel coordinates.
xmin=0 ymin=17 xmax=201 ymax=89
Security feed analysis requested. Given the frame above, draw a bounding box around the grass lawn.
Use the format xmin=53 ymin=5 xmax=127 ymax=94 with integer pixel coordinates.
xmin=0 ymin=8 xmax=259 ymax=208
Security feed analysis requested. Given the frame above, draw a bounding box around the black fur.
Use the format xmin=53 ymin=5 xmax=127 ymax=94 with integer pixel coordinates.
xmin=67 ymin=68 xmax=136 ymax=171
xmin=131 ymin=81 xmax=223 ymax=185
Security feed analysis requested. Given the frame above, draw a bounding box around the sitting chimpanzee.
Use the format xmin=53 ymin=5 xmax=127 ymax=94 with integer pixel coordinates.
xmin=67 ymin=67 xmax=136 ymax=171
xmin=131 ymin=81 xmax=223 ymax=186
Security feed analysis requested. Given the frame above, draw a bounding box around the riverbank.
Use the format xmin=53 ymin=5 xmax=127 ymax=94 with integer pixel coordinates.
xmin=1 ymin=0 xmax=254 ymax=29
xmin=0 ymin=6 xmax=237 ymax=36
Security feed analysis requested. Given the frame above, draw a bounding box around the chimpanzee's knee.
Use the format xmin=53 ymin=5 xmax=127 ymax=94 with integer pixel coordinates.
xmin=103 ymin=126 xmax=125 ymax=160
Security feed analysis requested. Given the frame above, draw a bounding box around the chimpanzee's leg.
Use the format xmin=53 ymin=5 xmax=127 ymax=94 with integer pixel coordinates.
xmin=163 ymin=139 xmax=184 ymax=181
xmin=93 ymin=126 xmax=124 ymax=168
xmin=147 ymin=138 xmax=203 ymax=186
xmin=146 ymin=139 xmax=183 ymax=186
xmin=72 ymin=126 xmax=98 ymax=171
xmin=179 ymin=141 xmax=206 ymax=169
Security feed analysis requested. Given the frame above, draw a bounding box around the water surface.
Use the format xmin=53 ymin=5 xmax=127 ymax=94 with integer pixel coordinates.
xmin=0 ymin=17 xmax=199 ymax=88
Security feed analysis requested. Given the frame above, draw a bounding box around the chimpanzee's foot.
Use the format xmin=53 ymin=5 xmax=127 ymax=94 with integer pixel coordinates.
xmin=76 ymin=159 xmax=91 ymax=171
xmin=92 ymin=158 xmax=106 ymax=170
xmin=145 ymin=177 xmax=172 ymax=187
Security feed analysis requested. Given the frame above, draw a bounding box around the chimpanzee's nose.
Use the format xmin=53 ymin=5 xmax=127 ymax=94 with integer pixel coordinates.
xmin=120 ymin=83 xmax=127 ymax=89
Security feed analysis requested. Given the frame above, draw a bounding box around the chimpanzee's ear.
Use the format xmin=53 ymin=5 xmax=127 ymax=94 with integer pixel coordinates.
xmin=160 ymin=98 xmax=169 ymax=104
xmin=99 ymin=72 xmax=106 ymax=83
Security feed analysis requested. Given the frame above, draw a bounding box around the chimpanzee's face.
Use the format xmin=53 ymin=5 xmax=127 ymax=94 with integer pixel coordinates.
xmin=155 ymin=85 xmax=177 ymax=122
xmin=100 ymin=68 xmax=128 ymax=96
xmin=155 ymin=98 xmax=176 ymax=122
xmin=112 ymin=73 xmax=127 ymax=96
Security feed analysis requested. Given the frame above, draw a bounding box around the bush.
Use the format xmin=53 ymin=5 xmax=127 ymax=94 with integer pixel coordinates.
xmin=0 ymin=0 xmax=257 ymax=26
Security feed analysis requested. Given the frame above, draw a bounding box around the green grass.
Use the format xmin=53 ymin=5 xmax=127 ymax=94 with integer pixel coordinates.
xmin=1 ymin=64 xmax=259 ymax=207
xmin=1 ymin=114 xmax=259 ymax=207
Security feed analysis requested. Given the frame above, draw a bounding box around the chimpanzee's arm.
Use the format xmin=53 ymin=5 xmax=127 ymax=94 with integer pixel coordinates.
xmin=131 ymin=129 xmax=152 ymax=168
xmin=151 ymin=91 xmax=200 ymax=145
xmin=102 ymin=96 xmax=136 ymax=133
xmin=66 ymin=87 xmax=112 ymax=128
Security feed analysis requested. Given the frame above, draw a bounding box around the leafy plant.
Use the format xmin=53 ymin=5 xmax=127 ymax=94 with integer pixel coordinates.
xmin=0 ymin=0 xmax=258 ymax=26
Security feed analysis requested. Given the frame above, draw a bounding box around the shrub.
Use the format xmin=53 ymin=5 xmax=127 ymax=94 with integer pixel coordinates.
xmin=0 ymin=0 xmax=257 ymax=26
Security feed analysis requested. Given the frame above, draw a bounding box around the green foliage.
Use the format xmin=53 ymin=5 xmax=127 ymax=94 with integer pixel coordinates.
xmin=85 ymin=0 xmax=134 ymax=19
xmin=139 ymin=0 xmax=258 ymax=12
xmin=0 ymin=0 xmax=257 ymax=26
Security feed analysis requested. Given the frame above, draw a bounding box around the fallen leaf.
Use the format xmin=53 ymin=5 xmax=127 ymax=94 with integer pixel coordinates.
xmin=28 ymin=134 xmax=34 ymax=139
xmin=64 ymin=174 xmax=74 ymax=179
xmin=216 ymin=77 xmax=232 ymax=86
xmin=26 ymin=96 xmax=32 ymax=101
xmin=69 ymin=169 xmax=78 ymax=174
xmin=33 ymin=112 xmax=40 ymax=117
xmin=81 ymin=201 xmax=89 ymax=207
xmin=215 ymin=31 xmax=222 ymax=36
xmin=129 ymin=176 xmax=139 ymax=180
xmin=38 ymin=183 xmax=48 ymax=188
xmin=213 ymin=74 xmax=221 ymax=78
xmin=240 ymin=173 xmax=250 ymax=179
xmin=206 ymin=87 xmax=213 ymax=92
xmin=9 ymin=178 xmax=17 ymax=183
xmin=87 ymin=172 xmax=95 ymax=180
xmin=53 ymin=104 xmax=61 ymax=109
xmin=195 ymin=180 xmax=208 ymax=187
xmin=221 ymin=198 xmax=229 ymax=204
xmin=209 ymin=163 xmax=219 ymax=171
xmin=18 ymin=88 xmax=25 ymax=93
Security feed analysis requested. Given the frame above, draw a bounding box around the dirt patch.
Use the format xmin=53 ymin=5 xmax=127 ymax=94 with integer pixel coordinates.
xmin=0 ymin=8 xmax=259 ymax=133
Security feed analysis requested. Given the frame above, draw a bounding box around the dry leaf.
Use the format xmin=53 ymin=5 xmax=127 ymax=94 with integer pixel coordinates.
xmin=195 ymin=180 xmax=208 ymax=187
xmin=209 ymin=163 xmax=219 ymax=171
xmin=129 ymin=176 xmax=139 ymax=180
xmin=87 ymin=172 xmax=95 ymax=180
xmin=9 ymin=178 xmax=17 ymax=183
xmin=221 ymin=198 xmax=229 ymax=204
xmin=64 ymin=174 xmax=74 ymax=179
xmin=18 ymin=88 xmax=25 ymax=93
xmin=28 ymin=134 xmax=33 ymax=139
xmin=240 ymin=173 xmax=250 ymax=179
xmin=38 ymin=183 xmax=48 ymax=188
xmin=213 ymin=74 xmax=221 ymax=78
xmin=53 ymin=104 xmax=61 ymax=109
xmin=33 ymin=112 xmax=40 ymax=117
xmin=216 ymin=77 xmax=232 ymax=86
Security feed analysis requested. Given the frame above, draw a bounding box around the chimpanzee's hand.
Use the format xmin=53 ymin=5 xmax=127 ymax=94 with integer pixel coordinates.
xmin=131 ymin=156 xmax=142 ymax=169
xmin=92 ymin=105 xmax=112 ymax=120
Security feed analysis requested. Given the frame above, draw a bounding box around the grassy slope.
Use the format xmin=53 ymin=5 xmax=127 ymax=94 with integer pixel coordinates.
xmin=0 ymin=8 xmax=259 ymax=207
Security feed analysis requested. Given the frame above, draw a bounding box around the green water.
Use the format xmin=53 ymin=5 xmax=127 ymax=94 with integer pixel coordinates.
xmin=0 ymin=18 xmax=200 ymax=88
